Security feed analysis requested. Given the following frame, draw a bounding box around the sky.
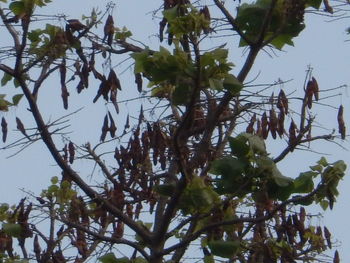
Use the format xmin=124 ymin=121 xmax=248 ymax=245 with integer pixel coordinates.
xmin=0 ymin=0 xmax=350 ymax=261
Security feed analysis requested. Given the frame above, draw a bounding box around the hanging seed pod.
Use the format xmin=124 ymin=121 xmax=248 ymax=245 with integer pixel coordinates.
xmin=81 ymin=62 xmax=89 ymax=88
xmin=333 ymin=250 xmax=340 ymax=263
xmin=126 ymin=203 xmax=133 ymax=218
xmin=288 ymin=120 xmax=297 ymax=150
xmin=110 ymin=89 xmax=119 ymax=114
xmin=59 ymin=59 xmax=66 ymax=87
xmin=337 ymin=105 xmax=346 ymax=140
xmin=33 ymin=235 xmax=41 ymax=260
xmin=135 ymin=73 xmax=142 ymax=93
xmin=134 ymin=202 xmax=142 ymax=219
xmin=199 ymin=5 xmax=211 ymax=34
xmin=93 ymin=79 xmax=109 ymax=103
xmin=62 ymin=144 xmax=68 ymax=162
xmin=261 ymin=112 xmax=269 ymax=139
xmin=312 ymin=77 xmax=319 ymax=101
xmin=139 ymin=105 xmax=144 ymax=124
xmin=103 ymin=15 xmax=115 ymax=46
xmin=61 ymin=85 xmax=69 ymax=110
xmin=269 ymin=109 xmax=278 ymax=139
xmin=300 ymin=207 xmax=306 ymax=223
xmin=305 ymin=80 xmax=314 ymax=109
xmin=16 ymin=117 xmax=28 ymax=138
xmin=159 ymin=18 xmax=167 ymax=42
xmin=256 ymin=119 xmax=262 ymax=137
xmin=100 ymin=114 xmax=109 ymax=142
xmin=278 ymin=90 xmax=288 ymax=114
xmin=108 ymin=69 xmax=122 ymax=91
xmin=113 ymin=220 xmax=124 ymax=239
xmin=324 ymin=226 xmax=332 ymax=249
xmin=1 ymin=117 xmax=7 ymax=143
xmin=246 ymin=114 xmax=256 ymax=134
xmin=68 ymin=141 xmax=75 ymax=164
xmin=277 ymin=110 xmax=284 ymax=137
xmin=108 ymin=111 xmax=117 ymax=138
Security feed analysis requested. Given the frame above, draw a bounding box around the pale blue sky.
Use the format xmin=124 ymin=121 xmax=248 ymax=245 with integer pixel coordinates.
xmin=0 ymin=0 xmax=349 ymax=261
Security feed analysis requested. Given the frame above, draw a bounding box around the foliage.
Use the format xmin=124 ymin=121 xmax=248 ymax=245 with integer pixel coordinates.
xmin=0 ymin=0 xmax=347 ymax=262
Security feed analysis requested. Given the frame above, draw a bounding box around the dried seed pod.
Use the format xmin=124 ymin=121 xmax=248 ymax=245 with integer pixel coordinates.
xmin=100 ymin=114 xmax=109 ymax=142
xmin=277 ymin=110 xmax=285 ymax=137
xmin=103 ymin=15 xmax=115 ymax=46
xmin=288 ymin=120 xmax=297 ymax=150
xmin=16 ymin=117 xmax=28 ymax=138
xmin=113 ymin=220 xmax=124 ymax=239
xmin=81 ymin=62 xmax=89 ymax=88
xmin=61 ymin=85 xmax=69 ymax=110
xmin=159 ymin=18 xmax=167 ymax=42
xmin=199 ymin=5 xmax=211 ymax=34
xmin=62 ymin=144 xmax=68 ymax=162
xmin=333 ymin=250 xmax=340 ymax=263
xmin=324 ymin=226 xmax=332 ymax=249
xmin=312 ymin=77 xmax=319 ymax=101
xmin=305 ymin=80 xmax=314 ymax=109
xmin=108 ymin=69 xmax=121 ymax=91
xmin=256 ymin=119 xmax=262 ymax=137
xmin=93 ymin=79 xmax=109 ymax=103
xmin=300 ymin=207 xmax=306 ymax=223
xmin=246 ymin=114 xmax=256 ymax=134
xmin=59 ymin=58 xmax=66 ymax=87
xmin=1 ymin=117 xmax=7 ymax=143
xmin=68 ymin=141 xmax=75 ymax=164
xmin=261 ymin=112 xmax=269 ymax=139
xmin=337 ymin=105 xmax=346 ymax=140
xmin=108 ymin=111 xmax=117 ymax=138
xmin=126 ymin=203 xmax=133 ymax=218
xmin=33 ymin=234 xmax=41 ymax=255
xmin=278 ymin=89 xmax=288 ymax=114
xmin=269 ymin=109 xmax=278 ymax=139
xmin=135 ymin=73 xmax=142 ymax=93
xmin=110 ymin=89 xmax=119 ymax=114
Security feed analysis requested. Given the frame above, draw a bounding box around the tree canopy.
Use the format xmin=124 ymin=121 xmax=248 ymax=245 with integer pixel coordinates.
xmin=0 ymin=0 xmax=348 ymax=262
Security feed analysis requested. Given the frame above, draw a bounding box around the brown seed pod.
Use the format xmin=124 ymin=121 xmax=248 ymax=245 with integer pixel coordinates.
xmin=59 ymin=59 xmax=66 ymax=87
xmin=256 ymin=119 xmax=262 ymax=137
xmin=126 ymin=203 xmax=133 ymax=218
xmin=269 ymin=109 xmax=278 ymax=139
xmin=113 ymin=220 xmax=124 ymax=239
xmin=334 ymin=250 xmax=340 ymax=263
xmin=337 ymin=105 xmax=346 ymax=140
xmin=62 ymin=144 xmax=68 ymax=162
xmin=135 ymin=73 xmax=142 ymax=93
xmin=81 ymin=62 xmax=89 ymax=88
xmin=246 ymin=113 xmax=256 ymax=134
xmin=312 ymin=77 xmax=319 ymax=101
xmin=1 ymin=117 xmax=7 ymax=143
xmin=33 ymin=235 xmax=41 ymax=259
xmin=100 ymin=114 xmax=109 ymax=142
xmin=16 ymin=117 xmax=28 ymax=138
xmin=68 ymin=141 xmax=75 ymax=164
xmin=324 ymin=226 xmax=332 ymax=249
xmin=261 ymin=112 xmax=269 ymax=139
xmin=288 ymin=119 xmax=297 ymax=150
xmin=61 ymin=85 xmax=69 ymax=110
xmin=108 ymin=69 xmax=121 ymax=91
xmin=103 ymin=15 xmax=115 ymax=46
xmin=305 ymin=80 xmax=314 ymax=109
xmin=277 ymin=110 xmax=285 ymax=137
xmin=108 ymin=111 xmax=117 ymax=138
xmin=278 ymin=89 xmax=288 ymax=114
xmin=159 ymin=18 xmax=167 ymax=42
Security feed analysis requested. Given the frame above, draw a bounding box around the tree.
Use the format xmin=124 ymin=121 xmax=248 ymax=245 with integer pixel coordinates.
xmin=0 ymin=0 xmax=347 ymax=262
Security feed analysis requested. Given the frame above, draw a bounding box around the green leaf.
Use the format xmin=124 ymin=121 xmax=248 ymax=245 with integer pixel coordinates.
xmin=306 ymin=0 xmax=322 ymax=9
xmin=131 ymin=51 xmax=150 ymax=74
xmin=317 ymin=157 xmax=328 ymax=167
xmin=9 ymin=1 xmax=25 ymax=15
xmin=1 ymin=72 xmax=12 ymax=87
xmin=223 ymin=74 xmax=243 ymax=95
xmin=3 ymin=223 xmax=22 ymax=238
xmin=293 ymin=172 xmax=315 ymax=193
xmin=319 ymin=200 xmax=329 ymax=211
xmin=241 ymin=133 xmax=266 ymax=154
xmin=228 ymin=136 xmax=250 ymax=157
xmin=51 ymin=176 xmax=59 ymax=185
xmin=272 ymin=166 xmax=292 ymax=187
xmin=208 ymin=240 xmax=240 ymax=258
xmin=0 ymin=0 xmax=7 ymax=3
xmin=154 ymin=184 xmax=175 ymax=197
xmin=204 ymin=255 xmax=215 ymax=263
xmin=98 ymin=253 xmax=120 ymax=263
xmin=12 ymin=94 xmax=23 ymax=105
xmin=208 ymin=78 xmax=223 ymax=90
